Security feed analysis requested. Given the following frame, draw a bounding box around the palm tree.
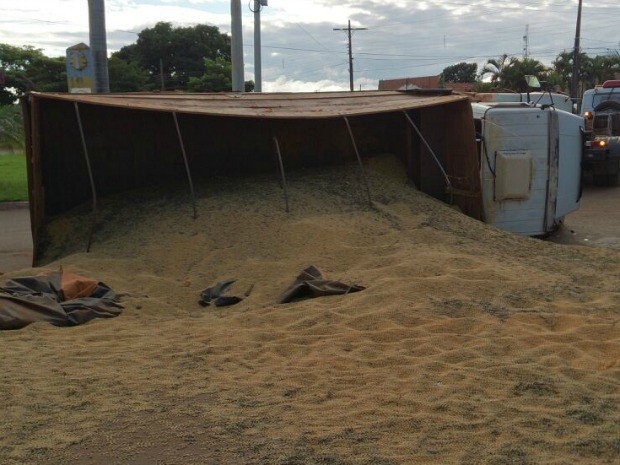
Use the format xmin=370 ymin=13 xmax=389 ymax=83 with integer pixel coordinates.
xmin=480 ymin=54 xmax=511 ymax=85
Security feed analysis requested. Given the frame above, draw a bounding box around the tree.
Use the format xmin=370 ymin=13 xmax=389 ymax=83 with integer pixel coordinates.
xmin=552 ymin=52 xmax=620 ymax=96
xmin=441 ymin=62 xmax=477 ymax=83
xmin=0 ymin=104 xmax=23 ymax=149
xmin=108 ymin=56 xmax=152 ymax=92
xmin=553 ymin=51 xmax=587 ymax=93
xmin=480 ymin=55 xmax=548 ymax=92
xmin=0 ymin=44 xmax=66 ymax=104
xmin=187 ymin=57 xmax=254 ymax=92
xmin=500 ymin=58 xmax=548 ymax=92
xmin=584 ymin=54 xmax=620 ymax=88
xmin=480 ymin=54 xmax=512 ymax=84
xmin=114 ymin=22 xmax=231 ymax=90
xmin=187 ymin=57 xmax=232 ymax=92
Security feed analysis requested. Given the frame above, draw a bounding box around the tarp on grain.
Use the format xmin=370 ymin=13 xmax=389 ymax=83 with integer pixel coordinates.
xmin=0 ymin=268 xmax=122 ymax=330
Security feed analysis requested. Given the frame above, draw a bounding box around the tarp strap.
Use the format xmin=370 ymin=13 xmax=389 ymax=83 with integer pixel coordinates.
xmin=343 ymin=116 xmax=372 ymax=205
xmin=272 ymin=136 xmax=290 ymax=213
xmin=73 ymin=102 xmax=98 ymax=253
xmin=172 ymin=112 xmax=198 ymax=219
xmin=402 ymin=110 xmax=453 ymax=204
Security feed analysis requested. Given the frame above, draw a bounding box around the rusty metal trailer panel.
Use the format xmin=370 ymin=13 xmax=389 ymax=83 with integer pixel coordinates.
xmin=22 ymin=91 xmax=482 ymax=265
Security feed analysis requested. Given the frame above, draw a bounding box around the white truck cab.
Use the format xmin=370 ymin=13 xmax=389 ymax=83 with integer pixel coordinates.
xmin=473 ymin=102 xmax=583 ymax=236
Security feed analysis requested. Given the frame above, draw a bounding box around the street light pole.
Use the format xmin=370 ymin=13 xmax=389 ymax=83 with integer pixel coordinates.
xmin=252 ymin=0 xmax=268 ymax=92
xmin=88 ymin=0 xmax=109 ymax=93
xmin=231 ymin=0 xmax=244 ymax=92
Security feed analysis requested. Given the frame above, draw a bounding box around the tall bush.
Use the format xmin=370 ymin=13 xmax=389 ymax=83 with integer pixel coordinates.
xmin=0 ymin=105 xmax=24 ymax=151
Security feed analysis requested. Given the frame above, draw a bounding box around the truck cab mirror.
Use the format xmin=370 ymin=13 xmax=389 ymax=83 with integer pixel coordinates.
xmin=525 ymin=75 xmax=541 ymax=89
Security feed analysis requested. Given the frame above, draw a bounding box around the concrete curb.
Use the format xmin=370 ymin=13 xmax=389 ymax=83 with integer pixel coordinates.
xmin=0 ymin=201 xmax=29 ymax=211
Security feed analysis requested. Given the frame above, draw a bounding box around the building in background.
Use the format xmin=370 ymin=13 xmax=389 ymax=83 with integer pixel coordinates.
xmin=378 ymin=75 xmax=475 ymax=93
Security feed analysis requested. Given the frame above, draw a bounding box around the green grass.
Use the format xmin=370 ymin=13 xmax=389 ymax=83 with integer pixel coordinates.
xmin=0 ymin=152 xmax=28 ymax=202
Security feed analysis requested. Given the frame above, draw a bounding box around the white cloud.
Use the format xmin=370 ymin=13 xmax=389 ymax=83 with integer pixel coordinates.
xmin=1 ymin=1 xmax=619 ymax=92
xmin=264 ymin=75 xmax=348 ymax=92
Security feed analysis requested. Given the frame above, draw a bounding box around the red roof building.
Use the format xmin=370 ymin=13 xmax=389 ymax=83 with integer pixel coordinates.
xmin=378 ymin=75 xmax=475 ymax=93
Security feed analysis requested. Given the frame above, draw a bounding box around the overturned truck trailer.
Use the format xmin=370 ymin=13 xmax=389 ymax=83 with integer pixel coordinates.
xmin=22 ymin=91 xmax=482 ymax=265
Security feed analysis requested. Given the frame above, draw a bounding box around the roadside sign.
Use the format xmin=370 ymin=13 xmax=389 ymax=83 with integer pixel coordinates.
xmin=66 ymin=43 xmax=94 ymax=93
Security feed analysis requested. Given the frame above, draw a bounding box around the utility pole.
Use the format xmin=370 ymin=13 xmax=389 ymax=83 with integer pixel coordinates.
xmin=333 ymin=20 xmax=367 ymax=91
xmin=523 ymin=24 xmax=529 ymax=59
xmin=570 ymin=0 xmax=583 ymax=99
xmin=88 ymin=0 xmax=109 ymax=93
xmin=231 ymin=0 xmax=244 ymax=92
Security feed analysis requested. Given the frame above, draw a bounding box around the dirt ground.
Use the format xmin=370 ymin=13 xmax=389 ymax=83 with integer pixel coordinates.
xmin=1 ymin=159 xmax=619 ymax=465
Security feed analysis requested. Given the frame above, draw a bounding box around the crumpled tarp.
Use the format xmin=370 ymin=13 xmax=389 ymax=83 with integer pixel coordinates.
xmin=198 ymin=279 xmax=253 ymax=307
xmin=277 ymin=265 xmax=365 ymax=304
xmin=0 ymin=268 xmax=122 ymax=330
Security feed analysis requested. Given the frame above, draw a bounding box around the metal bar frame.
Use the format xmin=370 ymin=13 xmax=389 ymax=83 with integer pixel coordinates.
xmin=21 ymin=95 xmax=38 ymax=264
xmin=272 ymin=136 xmax=290 ymax=212
xmin=343 ymin=116 xmax=372 ymax=205
xmin=172 ymin=112 xmax=198 ymax=219
xmin=402 ymin=110 xmax=453 ymax=203
xmin=74 ymin=102 xmax=98 ymax=252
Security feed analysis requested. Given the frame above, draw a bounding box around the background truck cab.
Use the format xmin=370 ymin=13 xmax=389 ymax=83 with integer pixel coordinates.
xmin=581 ymin=80 xmax=620 ymax=186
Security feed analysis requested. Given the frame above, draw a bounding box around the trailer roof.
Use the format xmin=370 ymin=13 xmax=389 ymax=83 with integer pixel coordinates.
xmin=29 ymin=90 xmax=467 ymax=119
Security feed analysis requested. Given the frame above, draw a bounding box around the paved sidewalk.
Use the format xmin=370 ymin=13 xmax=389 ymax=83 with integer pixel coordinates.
xmin=0 ymin=202 xmax=33 ymax=273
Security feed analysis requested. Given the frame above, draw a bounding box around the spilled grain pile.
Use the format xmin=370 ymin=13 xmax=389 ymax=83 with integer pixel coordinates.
xmin=1 ymin=155 xmax=619 ymax=465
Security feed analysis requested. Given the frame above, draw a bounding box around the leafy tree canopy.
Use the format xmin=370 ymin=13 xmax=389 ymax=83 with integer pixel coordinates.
xmin=0 ymin=44 xmax=66 ymax=104
xmin=441 ymin=62 xmax=477 ymax=83
xmin=480 ymin=55 xmax=549 ymax=92
xmin=108 ymin=56 xmax=151 ymax=92
xmin=114 ymin=22 xmax=231 ymax=90
xmin=480 ymin=54 xmax=513 ymax=85
xmin=553 ymin=51 xmax=620 ymax=94
xmin=186 ymin=57 xmax=255 ymax=93
xmin=500 ymin=58 xmax=547 ymax=92
xmin=0 ymin=104 xmax=24 ymax=149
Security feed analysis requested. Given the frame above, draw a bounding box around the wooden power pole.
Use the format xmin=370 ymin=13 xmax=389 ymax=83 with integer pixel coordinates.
xmin=333 ymin=20 xmax=367 ymax=91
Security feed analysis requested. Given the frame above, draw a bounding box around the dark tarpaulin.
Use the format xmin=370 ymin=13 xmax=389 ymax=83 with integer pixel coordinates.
xmin=0 ymin=269 xmax=122 ymax=330
xmin=277 ymin=265 xmax=365 ymax=304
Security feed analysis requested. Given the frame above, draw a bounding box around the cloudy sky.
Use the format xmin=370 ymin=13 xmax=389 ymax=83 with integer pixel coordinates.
xmin=0 ymin=1 xmax=618 ymax=91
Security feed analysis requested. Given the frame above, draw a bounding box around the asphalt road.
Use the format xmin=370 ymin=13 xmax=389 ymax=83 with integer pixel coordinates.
xmin=0 ymin=183 xmax=618 ymax=275
xmin=548 ymin=183 xmax=620 ymax=250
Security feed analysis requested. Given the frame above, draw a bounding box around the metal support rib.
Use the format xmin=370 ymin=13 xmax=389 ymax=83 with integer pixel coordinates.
xmin=402 ymin=111 xmax=453 ymax=203
xmin=172 ymin=112 xmax=198 ymax=219
xmin=343 ymin=116 xmax=372 ymax=205
xmin=74 ymin=102 xmax=98 ymax=252
xmin=272 ymin=136 xmax=290 ymax=212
